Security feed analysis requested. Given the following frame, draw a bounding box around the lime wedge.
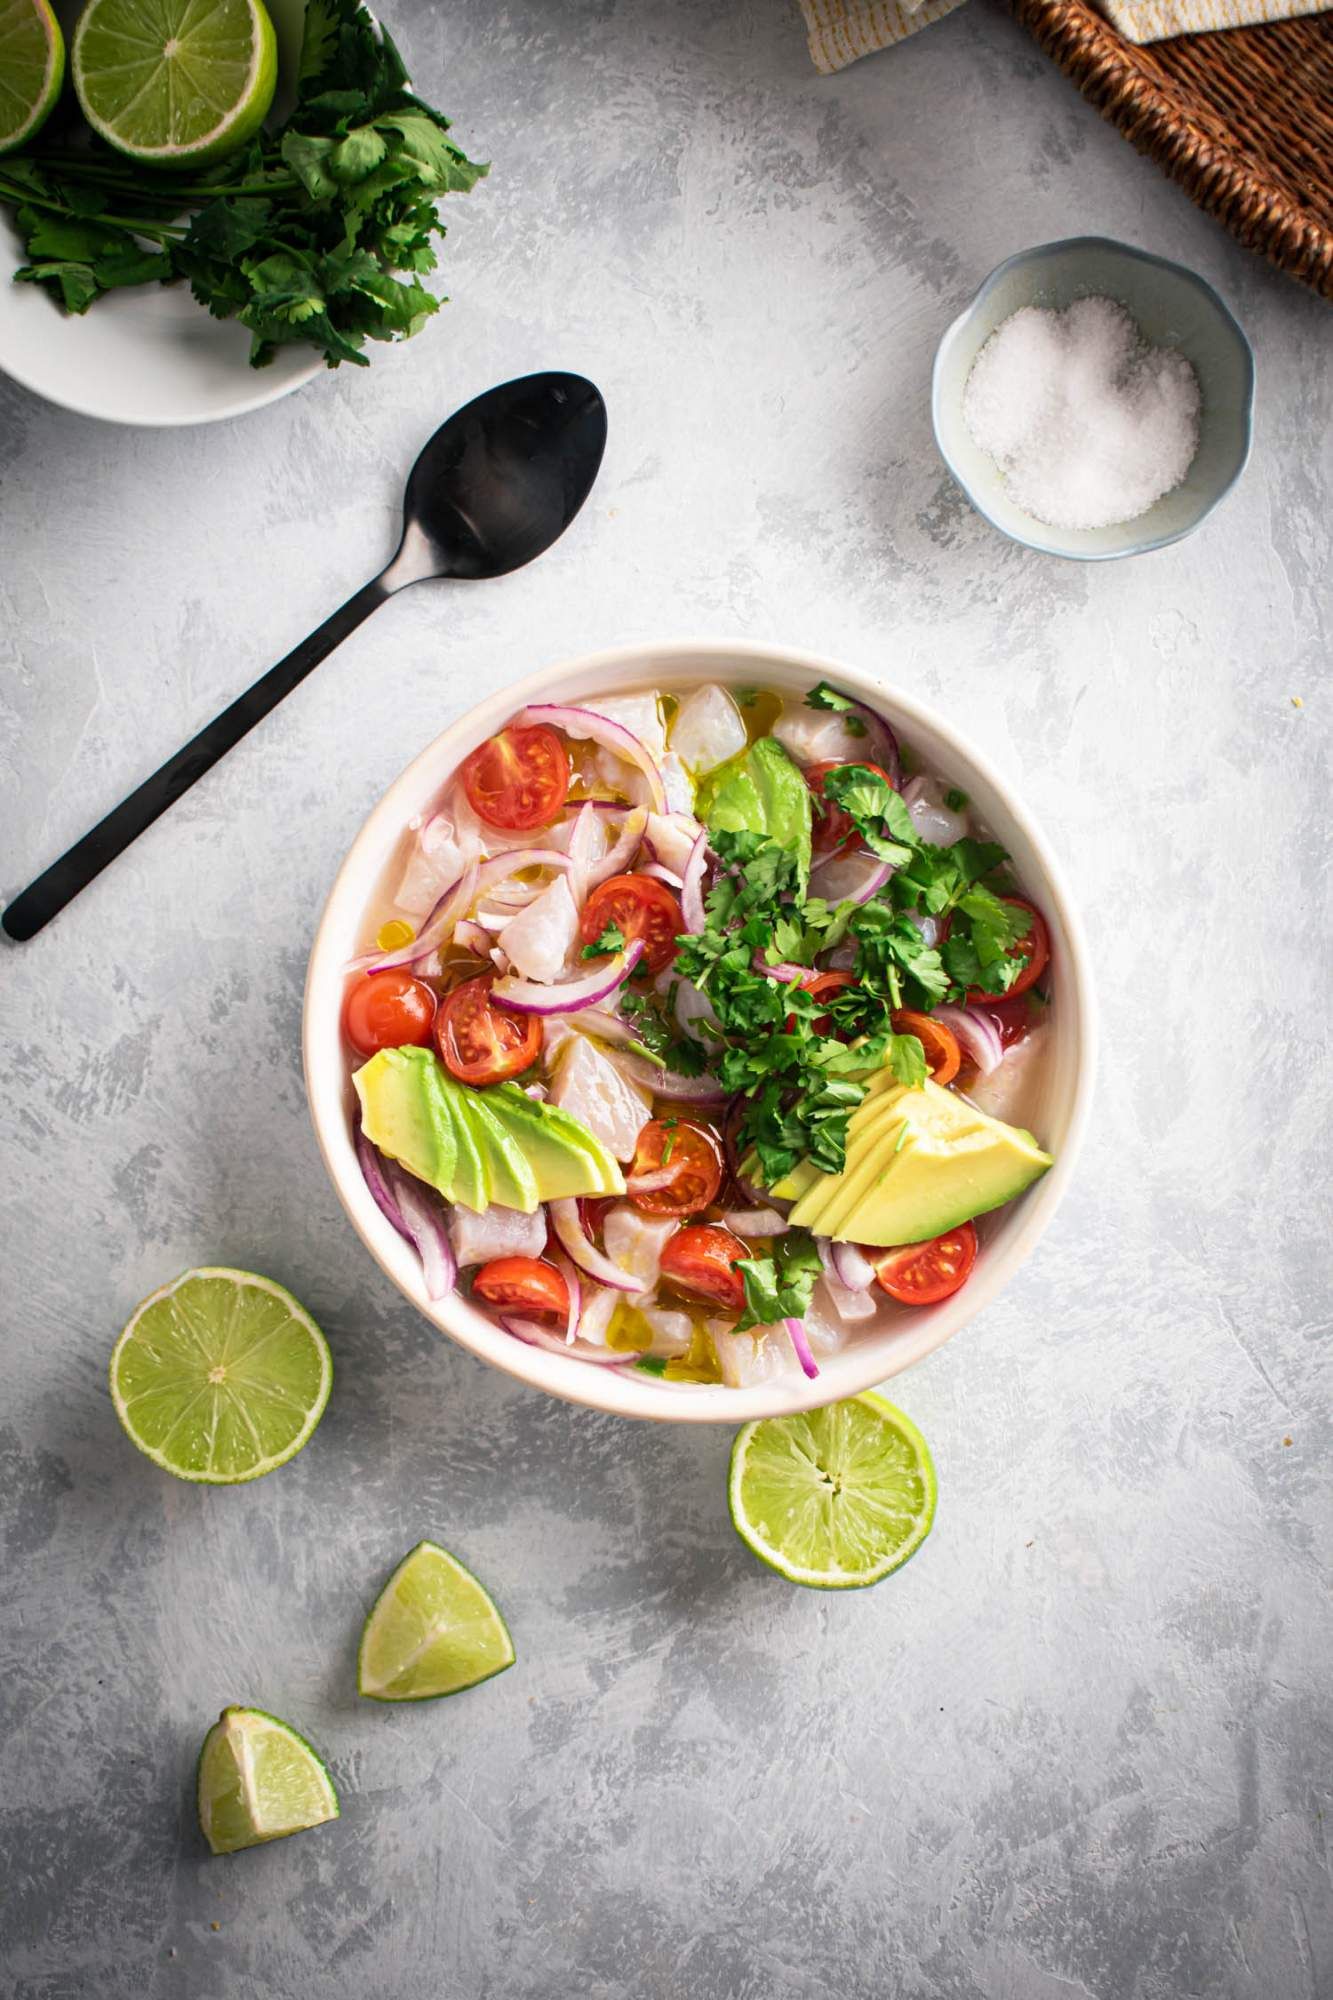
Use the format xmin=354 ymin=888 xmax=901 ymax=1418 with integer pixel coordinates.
xmin=197 ymin=1706 xmax=339 ymax=1855
xmin=0 ymin=0 xmax=65 ymax=155
xmin=109 ymin=1267 xmax=332 ymax=1485
xmin=71 ymin=0 xmax=276 ymax=168
xmin=358 ymin=1541 xmax=516 ymax=1702
xmin=729 ymin=1392 xmax=936 ymax=1589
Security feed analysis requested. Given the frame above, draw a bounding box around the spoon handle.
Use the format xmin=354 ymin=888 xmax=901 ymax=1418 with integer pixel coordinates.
xmin=3 ymin=575 xmax=390 ymax=942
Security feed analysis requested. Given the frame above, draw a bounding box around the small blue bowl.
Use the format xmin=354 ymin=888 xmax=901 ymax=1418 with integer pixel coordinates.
xmin=931 ymin=236 xmax=1255 ymax=561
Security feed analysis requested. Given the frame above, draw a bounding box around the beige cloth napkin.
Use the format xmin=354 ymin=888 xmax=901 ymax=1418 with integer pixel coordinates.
xmin=798 ymin=0 xmax=1329 ymax=63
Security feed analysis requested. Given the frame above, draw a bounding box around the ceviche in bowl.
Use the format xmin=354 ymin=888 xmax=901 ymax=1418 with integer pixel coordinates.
xmin=304 ymin=642 xmax=1094 ymax=1422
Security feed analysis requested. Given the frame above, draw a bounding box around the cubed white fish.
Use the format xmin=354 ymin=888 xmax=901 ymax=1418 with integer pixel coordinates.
xmin=773 ymin=704 xmax=870 ymax=769
xmin=549 ymin=1037 xmax=653 ymax=1161
xmin=668 ymin=683 xmax=747 ymax=775
xmin=499 ymin=875 xmax=580 ymax=983
xmin=449 ymin=1204 xmax=546 ymax=1268
xmin=602 ymin=1205 xmax=678 ymax=1288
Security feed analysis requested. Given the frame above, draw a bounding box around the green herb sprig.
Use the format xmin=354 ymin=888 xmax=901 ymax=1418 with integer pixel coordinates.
xmin=0 ymin=0 xmax=485 ymax=368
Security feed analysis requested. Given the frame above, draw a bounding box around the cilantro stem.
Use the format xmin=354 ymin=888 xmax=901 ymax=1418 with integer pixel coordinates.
xmin=0 ymin=181 xmax=186 ymax=240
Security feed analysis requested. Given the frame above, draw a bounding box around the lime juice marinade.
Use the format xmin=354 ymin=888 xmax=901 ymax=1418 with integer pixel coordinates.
xmin=341 ymin=680 xmax=1056 ymax=1388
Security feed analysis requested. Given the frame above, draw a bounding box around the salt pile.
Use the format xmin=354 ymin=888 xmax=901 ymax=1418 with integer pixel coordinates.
xmin=962 ymin=296 xmax=1201 ymax=532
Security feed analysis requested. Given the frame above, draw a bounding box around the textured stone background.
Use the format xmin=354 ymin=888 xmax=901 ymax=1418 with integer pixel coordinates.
xmin=1 ymin=1 xmax=1329 ymax=1995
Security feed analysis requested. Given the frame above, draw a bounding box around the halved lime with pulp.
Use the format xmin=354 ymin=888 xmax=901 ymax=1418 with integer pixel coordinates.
xmin=0 ymin=0 xmax=65 ymax=155
xmin=358 ymin=1541 xmax=516 ymax=1702
xmin=109 ymin=1267 xmax=332 ymax=1484
xmin=71 ymin=0 xmax=276 ymax=168
xmin=197 ymin=1706 xmax=339 ymax=1855
xmin=729 ymin=1391 xmax=936 ymax=1589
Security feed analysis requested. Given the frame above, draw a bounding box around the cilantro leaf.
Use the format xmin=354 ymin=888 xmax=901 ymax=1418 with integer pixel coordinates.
xmin=735 ymin=1228 xmax=823 ymax=1335
xmin=580 ymin=922 xmax=626 ymax=960
xmin=822 ymin=764 xmax=916 ymax=865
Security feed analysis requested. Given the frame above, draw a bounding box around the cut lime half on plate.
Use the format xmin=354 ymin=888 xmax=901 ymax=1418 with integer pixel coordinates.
xmin=197 ymin=1706 xmax=339 ymax=1855
xmin=359 ymin=1541 xmax=516 ymax=1702
xmin=729 ymin=1392 xmax=937 ymax=1589
xmin=0 ymin=0 xmax=65 ymax=155
xmin=71 ymin=0 xmax=277 ymax=168
xmin=109 ymin=1267 xmax=332 ymax=1484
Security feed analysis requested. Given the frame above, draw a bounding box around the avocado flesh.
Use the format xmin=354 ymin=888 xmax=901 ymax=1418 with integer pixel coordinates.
xmin=785 ymin=1077 xmax=1052 ymax=1246
xmin=767 ymin=1075 xmax=905 ymax=1206
xmin=486 ymin=1085 xmax=625 ymax=1200
xmin=455 ymin=1089 xmax=540 ymax=1212
xmin=353 ymin=1049 xmax=624 ymax=1212
xmin=354 ymin=1047 xmax=456 ymax=1189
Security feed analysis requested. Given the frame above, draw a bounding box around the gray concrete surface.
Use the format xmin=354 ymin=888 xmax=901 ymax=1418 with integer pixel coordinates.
xmin=1 ymin=1 xmax=1329 ymax=1994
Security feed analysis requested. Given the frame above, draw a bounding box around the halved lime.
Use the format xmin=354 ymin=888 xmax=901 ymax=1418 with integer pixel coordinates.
xmin=0 ymin=0 xmax=65 ymax=155
xmin=109 ymin=1267 xmax=332 ymax=1485
xmin=358 ymin=1541 xmax=516 ymax=1702
xmin=197 ymin=1706 xmax=339 ymax=1855
xmin=71 ymin=0 xmax=276 ymax=168
xmin=729 ymin=1391 xmax=937 ymax=1589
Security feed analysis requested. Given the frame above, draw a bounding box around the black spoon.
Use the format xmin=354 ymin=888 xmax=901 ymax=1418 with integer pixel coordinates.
xmin=3 ymin=370 xmax=608 ymax=942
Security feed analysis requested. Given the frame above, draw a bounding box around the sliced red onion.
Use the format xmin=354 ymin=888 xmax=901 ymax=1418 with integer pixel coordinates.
xmin=641 ymin=861 xmax=684 ymax=889
xmin=350 ymin=857 xmax=480 ymax=973
xmin=354 ymin=1125 xmax=456 ymax=1301
xmin=680 ymin=829 xmax=710 ymax=934
xmin=566 ymin=802 xmax=599 ymax=910
xmin=808 ymin=848 xmax=893 ymax=906
xmin=932 ymin=1004 xmax=1004 ymax=1076
xmin=491 ymin=939 xmax=645 ymax=1016
xmin=843 ymin=698 xmax=902 ymax=790
xmin=475 ymin=848 xmax=573 ymax=898
xmin=752 ymin=954 xmax=808 ymax=984
xmin=784 ymin=1315 xmax=820 ymax=1380
xmin=831 ymin=1240 xmax=877 ymax=1291
xmin=453 ymin=918 xmax=492 ymax=957
xmin=611 ymin=1050 xmax=728 ymax=1103
xmin=519 ymin=704 xmax=667 ymax=814
xmin=721 ymin=1207 xmax=789 ymax=1237
xmin=587 ymin=806 xmax=649 ymax=889
xmin=548 ymin=1246 xmax=582 ymax=1342
xmin=625 ymin=1167 xmax=678 ymax=1196
xmin=557 ymin=1006 xmax=664 ymax=1064
xmin=549 ymin=1198 xmax=648 ymax=1294
xmin=722 ymin=1096 xmax=763 ymax=1206
xmin=501 ymin=1316 xmax=639 ymax=1363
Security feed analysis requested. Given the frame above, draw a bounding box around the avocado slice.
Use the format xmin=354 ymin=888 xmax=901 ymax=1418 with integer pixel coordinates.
xmin=454 ymin=1088 xmax=541 ymax=1213
xmin=695 ymin=736 xmax=812 ymax=889
xmin=786 ymin=1078 xmax=1052 ymax=1246
xmin=354 ymin=1047 xmax=457 ymax=1191
xmin=486 ymin=1085 xmax=625 ymax=1200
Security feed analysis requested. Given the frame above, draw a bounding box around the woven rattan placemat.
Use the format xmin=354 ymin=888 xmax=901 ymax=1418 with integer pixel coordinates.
xmin=1011 ymin=0 xmax=1333 ymax=300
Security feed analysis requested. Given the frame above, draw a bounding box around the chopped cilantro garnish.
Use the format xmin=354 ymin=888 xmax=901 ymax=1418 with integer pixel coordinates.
xmin=580 ymin=922 xmax=627 ymax=960
xmin=619 ymin=988 xmax=707 ymax=1074
xmin=671 ymin=767 xmax=1032 ymax=1184
xmin=945 ymin=787 xmax=969 ymax=812
xmin=734 ymin=1228 xmax=823 ymax=1334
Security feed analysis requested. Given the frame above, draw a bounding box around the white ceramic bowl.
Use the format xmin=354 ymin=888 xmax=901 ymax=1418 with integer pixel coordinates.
xmin=304 ymin=640 xmax=1097 ymax=1423
xmin=932 ymin=237 xmax=1255 ymax=562
xmin=0 ymin=0 xmax=321 ymax=426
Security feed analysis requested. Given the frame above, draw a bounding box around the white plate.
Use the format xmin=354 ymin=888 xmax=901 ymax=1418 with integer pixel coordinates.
xmin=0 ymin=0 xmax=324 ymax=426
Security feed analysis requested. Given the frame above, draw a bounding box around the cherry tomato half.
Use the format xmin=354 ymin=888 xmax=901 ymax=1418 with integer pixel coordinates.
xmin=627 ymin=1119 xmax=723 ymax=1218
xmin=343 ymin=970 xmax=437 ymax=1056
xmin=579 ymin=873 xmax=684 ymax=975
xmin=435 ymin=975 xmax=541 ymax=1086
xmin=967 ymin=897 xmax=1050 ymax=1004
xmin=806 ymin=759 xmax=896 ymax=857
xmin=875 ymin=1222 xmax=977 ymax=1306
xmin=891 ymin=1008 xmax=961 ymax=1086
xmin=473 ymin=1256 xmax=569 ymax=1321
xmin=659 ymin=1224 xmax=749 ymax=1311
xmin=461 ymin=724 xmax=569 ymax=832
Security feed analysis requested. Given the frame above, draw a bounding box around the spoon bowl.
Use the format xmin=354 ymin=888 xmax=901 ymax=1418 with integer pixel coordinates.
xmin=3 ymin=372 xmax=608 ymax=941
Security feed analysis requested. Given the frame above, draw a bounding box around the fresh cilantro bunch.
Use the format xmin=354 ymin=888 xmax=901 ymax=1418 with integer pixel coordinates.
xmin=0 ymin=0 xmax=485 ymax=368
xmin=734 ymin=1228 xmax=822 ymax=1335
xmin=673 ymin=772 xmax=1035 ymax=1186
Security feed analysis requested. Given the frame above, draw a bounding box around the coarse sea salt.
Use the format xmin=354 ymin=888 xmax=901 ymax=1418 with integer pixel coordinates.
xmin=962 ymin=296 xmax=1201 ymax=532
